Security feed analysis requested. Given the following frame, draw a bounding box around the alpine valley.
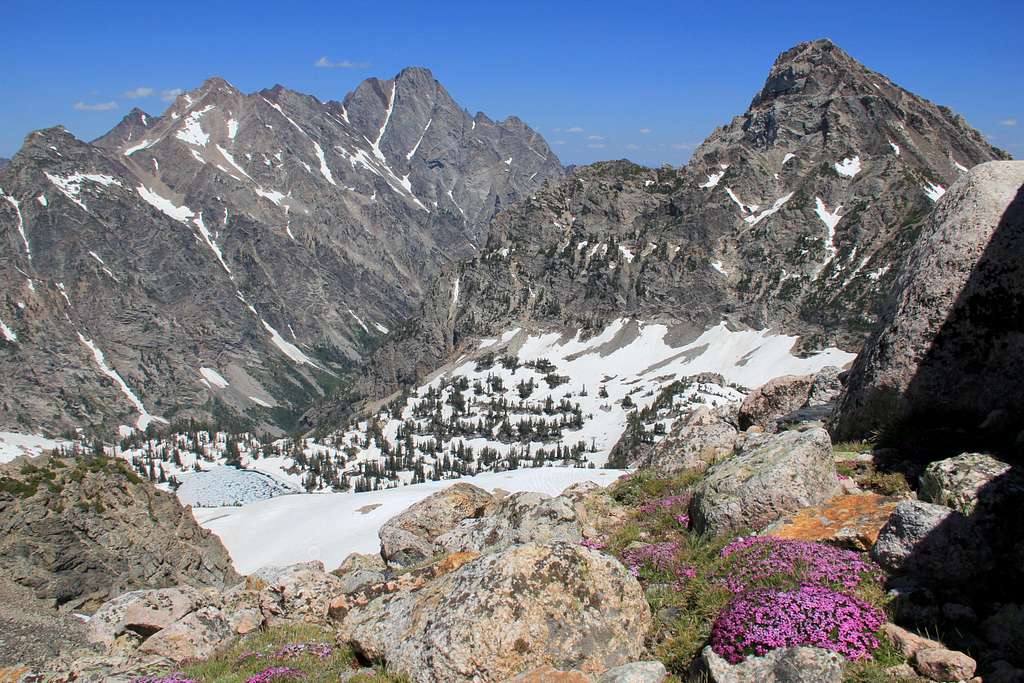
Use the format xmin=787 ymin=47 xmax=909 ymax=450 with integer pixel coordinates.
xmin=1 ymin=35 xmax=1023 ymax=683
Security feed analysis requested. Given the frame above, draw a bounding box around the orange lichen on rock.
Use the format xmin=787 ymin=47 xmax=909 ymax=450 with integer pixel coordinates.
xmin=770 ymin=493 xmax=899 ymax=550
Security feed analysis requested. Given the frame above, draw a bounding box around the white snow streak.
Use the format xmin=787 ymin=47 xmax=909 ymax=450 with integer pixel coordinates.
xmin=0 ymin=318 xmax=16 ymax=342
xmin=136 ymin=185 xmax=194 ymax=223
xmin=311 ymin=141 xmax=336 ymax=185
xmin=193 ymin=212 xmax=231 ymax=274
xmin=175 ymin=105 xmax=215 ymax=146
xmin=369 ymin=83 xmax=396 ymax=164
xmin=407 ymin=118 xmax=432 ymax=160
xmin=77 ymin=333 xmax=164 ymax=429
xmin=744 ymin=192 xmax=794 ymax=226
xmin=922 ymin=182 xmax=946 ymax=202
xmin=3 ymin=195 xmax=31 ymax=261
xmin=782 ymin=152 xmax=796 ymax=165
xmin=216 ymin=145 xmax=253 ymax=181
xmin=227 ymin=118 xmax=239 ymax=139
xmin=200 ymin=367 xmax=229 ymax=389
xmin=45 ymin=172 xmax=122 ymax=211
xmin=888 ymin=140 xmax=900 ymax=156
xmin=710 ymin=260 xmax=727 ymax=276
xmin=124 ymin=139 xmax=155 ymax=155
xmin=699 ymin=168 xmax=726 ymax=188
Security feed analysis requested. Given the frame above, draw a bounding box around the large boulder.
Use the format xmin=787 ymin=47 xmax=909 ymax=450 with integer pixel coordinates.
xmin=833 ymin=161 xmax=1024 ymax=444
xmin=642 ymin=406 xmax=738 ymax=475
xmin=738 ymin=374 xmax=815 ymax=431
xmin=333 ymin=552 xmax=388 ymax=594
xmin=700 ymin=645 xmax=843 ymax=683
xmin=378 ymin=482 xmax=495 ymax=568
xmin=136 ymin=605 xmax=232 ymax=662
xmin=870 ymin=500 xmax=993 ymax=585
xmin=341 ymin=542 xmax=651 ymax=682
xmin=437 ymin=482 xmax=626 ymax=556
xmin=86 ymin=586 xmax=211 ymax=646
xmin=920 ymin=452 xmax=1020 ymax=514
xmin=766 ymin=493 xmax=900 ymax=550
xmin=690 ymin=428 xmax=840 ymax=536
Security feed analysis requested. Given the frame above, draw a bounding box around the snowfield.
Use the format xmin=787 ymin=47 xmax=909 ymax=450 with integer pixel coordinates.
xmin=0 ymin=432 xmax=72 ymax=464
xmin=192 ymin=467 xmax=624 ymax=573
xmin=175 ymin=466 xmax=300 ymax=507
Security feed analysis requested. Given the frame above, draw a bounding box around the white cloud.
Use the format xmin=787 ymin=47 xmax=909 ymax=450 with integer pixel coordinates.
xmin=586 ymin=134 xmax=605 ymax=141
xmin=671 ymin=142 xmax=694 ymax=150
xmin=161 ymin=88 xmax=184 ymax=102
xmin=123 ymin=87 xmax=154 ymax=99
xmin=586 ymin=143 xmax=606 ymax=149
xmin=552 ymin=140 xmax=567 ymax=145
xmin=74 ymin=101 xmax=117 ymax=111
xmin=565 ymin=126 xmax=584 ymax=133
xmin=624 ymin=143 xmax=640 ymax=150
xmin=639 ymin=128 xmax=652 ymax=134
xmin=315 ymin=56 xmax=370 ymax=69
xmin=1000 ymin=118 xmax=1017 ymax=127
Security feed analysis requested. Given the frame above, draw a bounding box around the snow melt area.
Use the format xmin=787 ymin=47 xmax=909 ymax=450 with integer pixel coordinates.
xmin=175 ymin=467 xmax=300 ymax=508
xmin=710 ymin=260 xmax=728 ymax=276
xmin=44 ymin=172 xmax=122 ymax=211
xmin=193 ymin=213 xmax=232 ymax=274
xmin=323 ymin=318 xmax=855 ymax=474
xmin=124 ymin=139 xmax=155 ymax=156
xmin=255 ymin=188 xmax=286 ymax=205
xmin=175 ymin=105 xmax=214 ymax=146
xmin=311 ymin=141 xmax=336 ymax=186
xmin=0 ymin=432 xmax=71 ymax=464
xmin=782 ymin=152 xmax=796 ymax=165
xmin=227 ymin=118 xmax=239 ymax=139
xmin=888 ymin=140 xmax=900 ymax=156
xmin=922 ymin=182 xmax=946 ymax=202
xmin=77 ymin=333 xmax=165 ymax=430
xmin=199 ymin=367 xmax=229 ymax=389
xmin=814 ymin=198 xmax=842 ymax=276
xmin=834 ymin=155 xmax=862 ymax=178
xmin=744 ymin=192 xmax=794 ymax=226
xmin=262 ymin=320 xmax=317 ymax=367
xmin=192 ymin=467 xmax=624 ymax=573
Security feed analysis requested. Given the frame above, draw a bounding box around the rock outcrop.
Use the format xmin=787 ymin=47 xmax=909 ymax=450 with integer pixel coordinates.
xmin=700 ymin=645 xmax=844 ymax=683
xmin=341 ymin=542 xmax=651 ymax=683
xmin=919 ymin=452 xmax=1020 ymax=514
xmin=640 ymin=406 xmax=739 ymax=475
xmin=0 ymin=453 xmax=237 ymax=613
xmin=690 ymin=427 xmax=840 ymax=536
xmin=378 ymin=482 xmax=495 ymax=568
xmin=833 ymin=161 xmax=1024 ymax=448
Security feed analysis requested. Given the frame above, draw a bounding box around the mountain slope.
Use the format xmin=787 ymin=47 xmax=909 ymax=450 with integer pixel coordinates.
xmin=0 ymin=68 xmax=562 ymax=435
xmin=350 ymin=39 xmax=1007 ymax=407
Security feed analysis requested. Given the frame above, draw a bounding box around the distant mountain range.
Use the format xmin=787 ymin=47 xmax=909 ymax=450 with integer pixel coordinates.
xmin=0 ymin=68 xmax=562 ymax=435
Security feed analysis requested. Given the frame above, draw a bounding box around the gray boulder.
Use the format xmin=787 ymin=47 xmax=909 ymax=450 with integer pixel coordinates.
xmin=700 ymin=645 xmax=843 ymax=683
xmin=341 ymin=542 xmax=651 ymax=682
xmin=834 ymin=161 xmax=1024 ymax=443
xmin=738 ymin=374 xmax=816 ymax=431
xmin=136 ymin=605 xmax=232 ymax=662
xmin=920 ymin=452 xmax=1019 ymax=514
xmin=378 ymin=482 xmax=495 ymax=568
xmin=871 ymin=500 xmax=993 ymax=585
xmin=642 ymin=406 xmax=738 ymax=475
xmin=86 ymin=586 xmax=210 ymax=646
xmin=333 ymin=552 xmax=388 ymax=594
xmin=690 ymin=427 xmax=840 ymax=536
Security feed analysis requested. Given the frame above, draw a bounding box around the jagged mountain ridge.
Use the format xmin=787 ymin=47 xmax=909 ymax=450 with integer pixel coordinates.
xmin=349 ymin=39 xmax=1008 ymax=412
xmin=0 ymin=68 xmax=563 ymax=435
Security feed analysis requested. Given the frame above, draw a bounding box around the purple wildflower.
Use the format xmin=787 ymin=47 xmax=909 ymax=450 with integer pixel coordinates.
xmin=244 ymin=667 xmax=307 ymax=683
xmin=130 ymin=676 xmax=199 ymax=683
xmin=638 ymin=493 xmax=692 ymax=516
xmin=581 ymin=537 xmax=608 ymax=550
xmin=710 ymin=585 xmax=885 ymax=663
xmin=717 ymin=536 xmax=882 ymax=593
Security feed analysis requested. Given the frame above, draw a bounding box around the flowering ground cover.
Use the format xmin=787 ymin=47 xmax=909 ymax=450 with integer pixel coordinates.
xmin=133 ymin=624 xmax=405 ymax=683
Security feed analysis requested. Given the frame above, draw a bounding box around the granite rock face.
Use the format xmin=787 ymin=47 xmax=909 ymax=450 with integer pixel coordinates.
xmin=833 ymin=161 xmax=1024 ymax=446
xmin=0 ymin=68 xmax=562 ymax=434
xmin=700 ymin=645 xmax=844 ymax=683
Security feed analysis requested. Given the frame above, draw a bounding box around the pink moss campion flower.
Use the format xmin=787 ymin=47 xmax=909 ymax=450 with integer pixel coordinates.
xmin=718 ymin=536 xmax=882 ymax=593
xmin=638 ymin=493 xmax=692 ymax=515
xmin=710 ymin=585 xmax=885 ymax=663
xmin=244 ymin=667 xmax=307 ymax=683
xmin=130 ymin=676 xmax=199 ymax=683
xmin=580 ymin=537 xmax=608 ymax=550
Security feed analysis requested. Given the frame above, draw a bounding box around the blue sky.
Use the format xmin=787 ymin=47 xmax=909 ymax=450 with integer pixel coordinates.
xmin=1 ymin=0 xmax=1021 ymax=166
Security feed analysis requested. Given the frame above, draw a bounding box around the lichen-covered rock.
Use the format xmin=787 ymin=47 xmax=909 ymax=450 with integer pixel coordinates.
xmin=378 ymin=482 xmax=494 ymax=568
xmin=248 ymin=561 xmax=346 ymax=625
xmin=342 ymin=542 xmax=651 ymax=682
xmin=135 ymin=606 xmax=232 ymax=662
xmin=871 ymin=501 xmax=993 ymax=585
xmin=881 ymin=622 xmax=944 ymax=659
xmin=333 ymin=552 xmax=388 ymax=594
xmin=508 ymin=666 xmax=593 ymax=682
xmin=86 ymin=586 xmax=210 ymax=646
xmin=437 ymin=483 xmax=627 ymax=556
xmin=700 ymin=645 xmax=843 ymax=683
xmin=690 ymin=428 xmax=839 ymax=536
xmin=834 ymin=161 xmax=1024 ymax=443
xmin=767 ymin=493 xmax=900 ymax=550
xmin=920 ymin=453 xmax=1017 ymax=514
xmin=642 ymin=406 xmax=738 ymax=475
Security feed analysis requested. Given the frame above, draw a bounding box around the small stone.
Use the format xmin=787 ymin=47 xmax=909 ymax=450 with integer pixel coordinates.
xmin=913 ymin=648 xmax=976 ymax=682
xmin=882 ymin=623 xmax=943 ymax=659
